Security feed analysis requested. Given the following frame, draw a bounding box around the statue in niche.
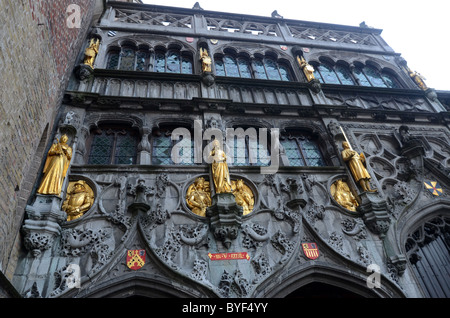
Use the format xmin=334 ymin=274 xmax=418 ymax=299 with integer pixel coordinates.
xmin=83 ymin=38 xmax=100 ymax=68
xmin=341 ymin=141 xmax=377 ymax=193
xmin=199 ymin=47 xmax=212 ymax=73
xmin=209 ymin=139 xmax=232 ymax=193
xmin=296 ymin=55 xmax=315 ymax=82
xmin=186 ymin=177 xmax=212 ymax=217
xmin=331 ymin=179 xmax=359 ymax=212
xmin=232 ymin=179 xmax=254 ymax=215
xmin=403 ymin=65 xmax=428 ymax=90
xmin=37 ymin=134 xmax=72 ymax=196
xmin=62 ymin=180 xmax=94 ymax=221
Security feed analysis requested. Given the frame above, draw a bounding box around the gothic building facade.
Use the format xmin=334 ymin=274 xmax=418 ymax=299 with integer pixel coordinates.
xmin=7 ymin=1 xmax=450 ymax=298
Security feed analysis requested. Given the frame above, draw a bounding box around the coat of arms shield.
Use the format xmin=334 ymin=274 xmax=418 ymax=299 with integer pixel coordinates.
xmin=126 ymin=249 xmax=146 ymax=270
xmin=302 ymin=243 xmax=319 ymax=260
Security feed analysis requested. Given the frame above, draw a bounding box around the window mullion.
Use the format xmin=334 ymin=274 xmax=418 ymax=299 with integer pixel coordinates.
xmin=296 ymin=138 xmax=308 ymax=165
xmin=110 ymin=132 xmax=119 ymax=164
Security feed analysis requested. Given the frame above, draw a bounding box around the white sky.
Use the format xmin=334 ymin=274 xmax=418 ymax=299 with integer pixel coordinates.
xmin=140 ymin=0 xmax=449 ymax=91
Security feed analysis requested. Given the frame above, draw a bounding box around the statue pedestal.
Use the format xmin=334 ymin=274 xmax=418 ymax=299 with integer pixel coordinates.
xmin=23 ymin=195 xmax=67 ymax=257
xmin=206 ymin=193 xmax=243 ymax=249
xmin=358 ymin=192 xmax=390 ymax=238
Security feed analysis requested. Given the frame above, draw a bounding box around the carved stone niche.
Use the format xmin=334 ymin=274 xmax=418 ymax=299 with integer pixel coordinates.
xmin=206 ymin=192 xmax=243 ymax=249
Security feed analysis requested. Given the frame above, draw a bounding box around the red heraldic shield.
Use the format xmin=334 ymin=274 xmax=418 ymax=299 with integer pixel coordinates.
xmin=127 ymin=249 xmax=146 ymax=270
xmin=302 ymin=243 xmax=319 ymax=260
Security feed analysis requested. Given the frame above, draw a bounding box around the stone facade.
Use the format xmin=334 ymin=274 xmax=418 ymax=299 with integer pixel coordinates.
xmin=5 ymin=2 xmax=450 ymax=298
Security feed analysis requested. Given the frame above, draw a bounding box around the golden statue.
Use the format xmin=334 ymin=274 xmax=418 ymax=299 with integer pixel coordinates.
xmin=83 ymin=38 xmax=100 ymax=68
xmin=341 ymin=141 xmax=376 ymax=193
xmin=186 ymin=177 xmax=212 ymax=217
xmin=62 ymin=180 xmax=94 ymax=221
xmin=199 ymin=47 xmax=212 ymax=73
xmin=232 ymin=179 xmax=254 ymax=215
xmin=297 ymin=55 xmax=316 ymax=82
xmin=404 ymin=65 xmax=428 ymax=90
xmin=37 ymin=135 xmax=72 ymax=196
xmin=331 ymin=179 xmax=359 ymax=212
xmin=209 ymin=139 xmax=232 ymax=193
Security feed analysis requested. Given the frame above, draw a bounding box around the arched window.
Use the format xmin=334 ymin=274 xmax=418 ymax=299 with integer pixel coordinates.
xmin=87 ymin=125 xmax=139 ymax=165
xmin=280 ymin=130 xmax=326 ymax=167
xmin=106 ymin=45 xmax=192 ymax=74
xmin=106 ymin=48 xmax=120 ymax=70
xmin=106 ymin=46 xmax=150 ymax=71
xmin=215 ymin=54 xmax=292 ymax=81
xmin=215 ymin=55 xmax=251 ymax=78
xmin=335 ymin=64 xmax=356 ymax=85
xmin=154 ymin=49 xmax=193 ymax=74
xmin=354 ymin=65 xmax=401 ymax=88
xmin=313 ymin=62 xmax=355 ymax=85
xmin=405 ymin=215 xmax=450 ymax=297
xmin=253 ymin=57 xmax=291 ymax=81
xmin=151 ymin=126 xmax=194 ymax=165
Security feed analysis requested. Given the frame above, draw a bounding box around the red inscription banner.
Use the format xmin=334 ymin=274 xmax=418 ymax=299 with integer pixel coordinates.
xmin=208 ymin=252 xmax=250 ymax=261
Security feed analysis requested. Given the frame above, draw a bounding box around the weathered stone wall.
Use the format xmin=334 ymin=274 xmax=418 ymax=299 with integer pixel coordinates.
xmin=0 ymin=0 xmax=102 ymax=293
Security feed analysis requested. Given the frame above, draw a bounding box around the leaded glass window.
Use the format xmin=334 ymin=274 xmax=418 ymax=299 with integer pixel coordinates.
xmin=353 ymin=67 xmax=372 ymax=87
xmin=237 ymin=58 xmax=252 ymax=78
xmin=119 ymin=48 xmax=136 ymax=71
xmin=279 ymin=64 xmax=291 ymax=81
xmin=155 ymin=52 xmax=166 ymax=72
xmin=265 ymin=58 xmax=281 ymax=80
xmin=182 ymin=56 xmax=193 ymax=74
xmin=317 ymin=64 xmax=340 ymax=84
xmin=314 ymin=63 xmax=355 ymax=85
xmin=223 ymin=56 xmax=240 ymax=77
xmin=106 ymin=51 xmax=120 ymax=70
xmin=363 ymin=66 xmax=387 ymax=87
xmin=88 ymin=127 xmax=138 ymax=165
xmin=166 ymin=50 xmax=181 ymax=73
xmin=136 ymin=51 xmax=149 ymax=71
xmin=215 ymin=59 xmax=225 ymax=76
xmin=215 ymin=54 xmax=292 ymax=81
xmin=381 ymin=72 xmax=401 ymax=88
xmin=252 ymin=59 xmax=268 ymax=79
xmin=106 ymin=47 xmax=149 ymax=71
xmin=280 ymin=132 xmax=326 ymax=167
xmin=152 ymin=127 xmax=194 ymax=165
xmin=154 ymin=50 xmax=193 ymax=74
xmin=354 ymin=65 xmax=401 ymax=88
xmin=335 ymin=65 xmax=355 ymax=85
xmin=230 ymin=129 xmax=270 ymax=166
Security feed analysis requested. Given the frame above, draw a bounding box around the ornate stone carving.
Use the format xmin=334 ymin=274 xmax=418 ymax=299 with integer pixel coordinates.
xmin=23 ymin=195 xmax=67 ymax=257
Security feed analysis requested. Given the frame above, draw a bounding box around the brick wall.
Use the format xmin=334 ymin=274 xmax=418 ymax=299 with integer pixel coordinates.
xmin=0 ymin=0 xmax=103 ymax=295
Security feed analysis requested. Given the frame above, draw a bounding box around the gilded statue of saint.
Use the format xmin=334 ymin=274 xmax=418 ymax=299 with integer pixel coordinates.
xmin=407 ymin=67 xmax=428 ymax=90
xmin=297 ymin=55 xmax=315 ymax=82
xmin=186 ymin=177 xmax=211 ymax=217
xmin=37 ymin=135 xmax=72 ymax=196
xmin=209 ymin=139 xmax=232 ymax=193
xmin=232 ymin=179 xmax=254 ymax=215
xmin=331 ymin=179 xmax=359 ymax=212
xmin=83 ymin=38 xmax=100 ymax=68
xmin=341 ymin=141 xmax=376 ymax=192
xmin=199 ymin=47 xmax=212 ymax=73
xmin=62 ymin=180 xmax=94 ymax=221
